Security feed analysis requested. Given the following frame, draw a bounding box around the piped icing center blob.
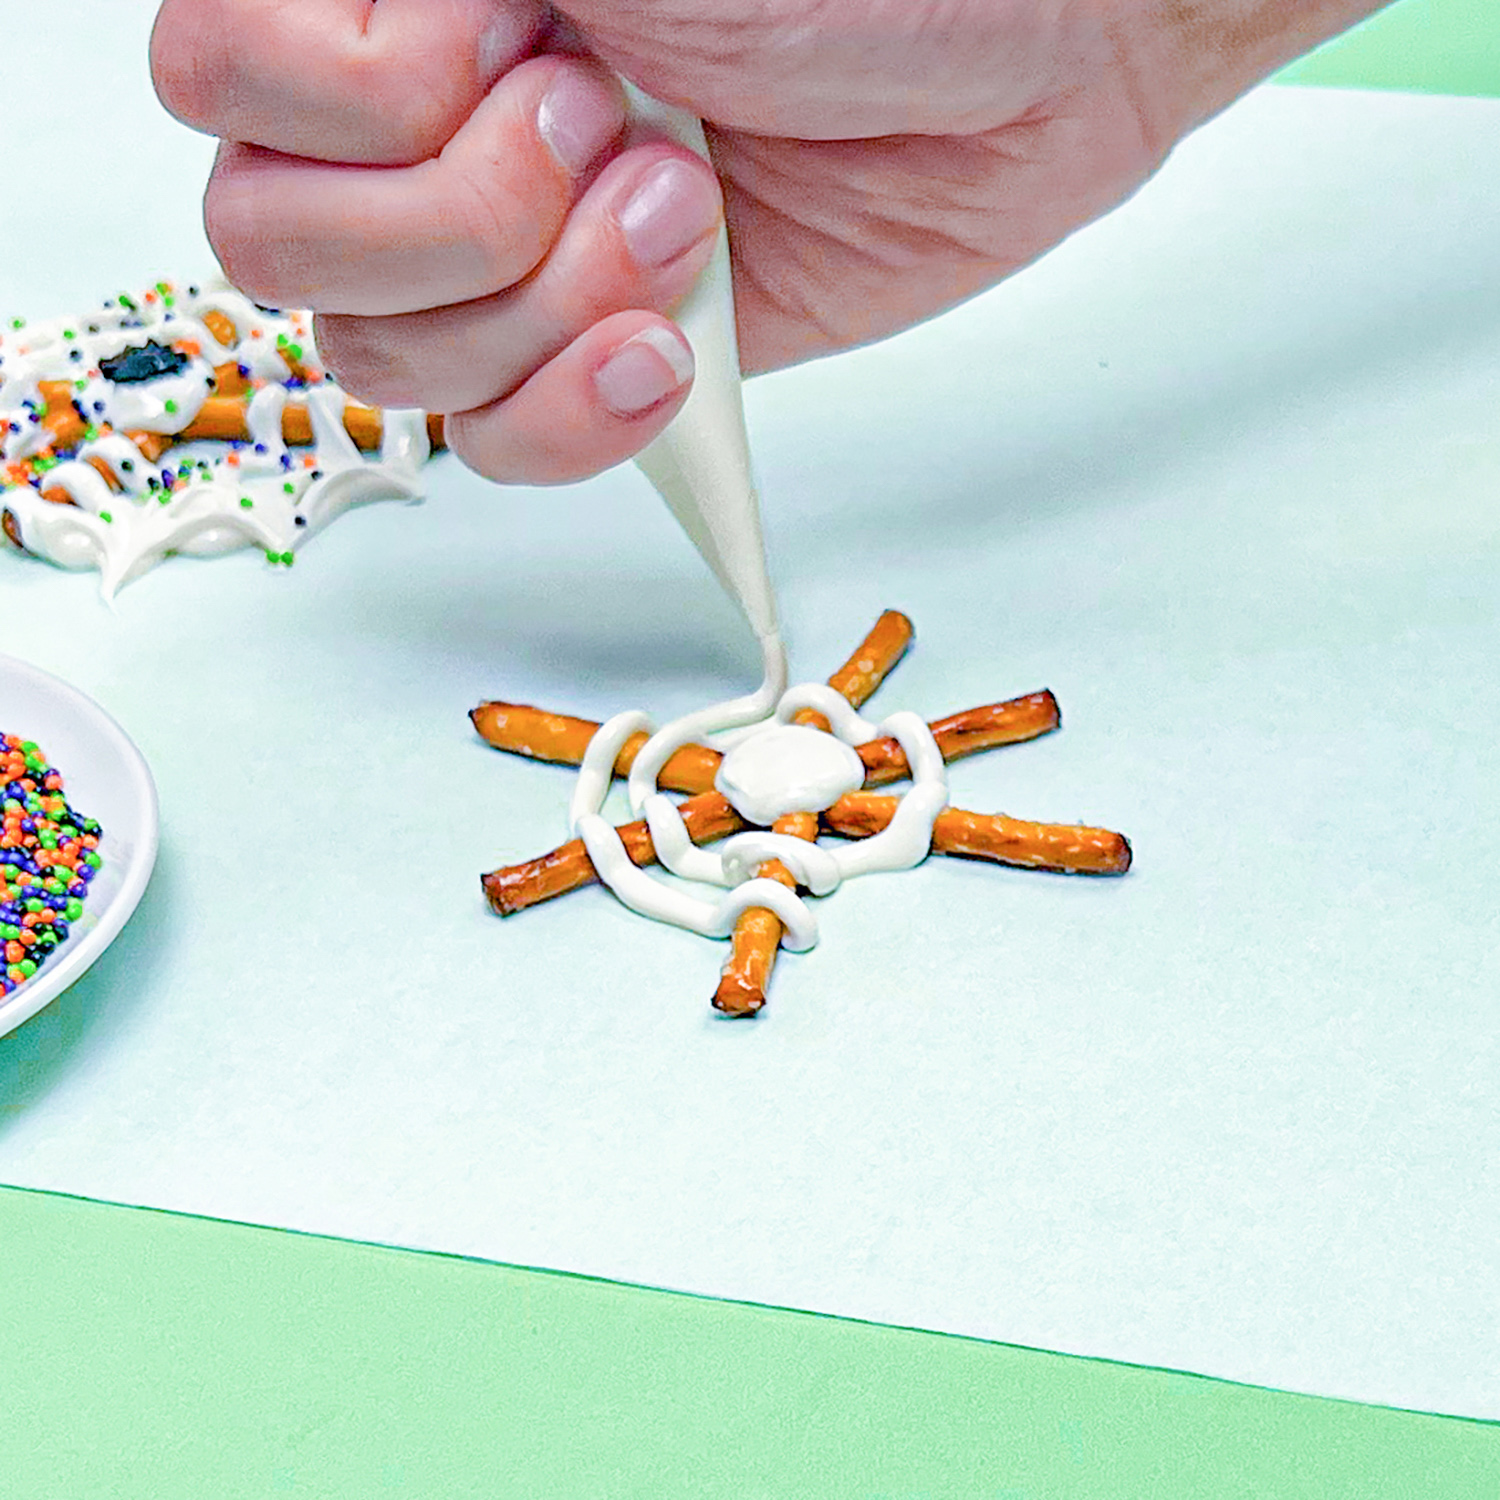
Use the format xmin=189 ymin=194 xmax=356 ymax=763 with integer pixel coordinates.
xmin=715 ymin=725 xmax=864 ymax=825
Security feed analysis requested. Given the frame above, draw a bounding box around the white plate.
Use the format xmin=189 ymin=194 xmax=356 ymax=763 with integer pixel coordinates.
xmin=0 ymin=655 xmax=158 ymax=1038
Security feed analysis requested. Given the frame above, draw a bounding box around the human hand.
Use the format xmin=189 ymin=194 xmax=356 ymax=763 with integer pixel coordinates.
xmin=152 ymin=0 xmax=1386 ymax=486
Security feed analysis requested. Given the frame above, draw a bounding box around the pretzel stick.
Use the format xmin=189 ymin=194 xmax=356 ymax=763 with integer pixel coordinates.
xmin=38 ymin=382 xmax=86 ymax=448
xmin=714 ymin=611 xmax=913 ymax=1016
xmin=180 ymin=397 xmax=447 ymax=452
xmin=35 ymin=367 xmax=443 ymax=457
xmin=477 ymin=692 xmax=1070 ymax=916
xmin=470 ymin=691 xmax=1057 ymax=798
xmin=483 ymin=613 xmax=912 ymax=931
xmin=482 ymin=791 xmax=744 ymax=915
xmin=481 ymin=782 xmax=1129 ymax=915
xmin=468 ymin=704 xmax=721 ymax=795
xmin=858 ymin=692 xmax=1058 ymax=784
xmin=824 ymin=794 xmax=1132 ymax=875
xmin=823 ymin=609 xmax=913 ymax=709
xmin=712 ymin=811 xmax=817 ymax=1016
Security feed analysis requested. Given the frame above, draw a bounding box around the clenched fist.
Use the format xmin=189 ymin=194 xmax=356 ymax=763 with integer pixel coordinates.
xmin=152 ymin=0 xmax=1386 ymax=486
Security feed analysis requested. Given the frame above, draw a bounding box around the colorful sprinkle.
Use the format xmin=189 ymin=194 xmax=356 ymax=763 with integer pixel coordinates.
xmin=0 ymin=734 xmax=103 ymax=1000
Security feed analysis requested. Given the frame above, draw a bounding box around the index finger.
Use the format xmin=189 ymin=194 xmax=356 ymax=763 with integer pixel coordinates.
xmin=151 ymin=0 xmax=546 ymax=164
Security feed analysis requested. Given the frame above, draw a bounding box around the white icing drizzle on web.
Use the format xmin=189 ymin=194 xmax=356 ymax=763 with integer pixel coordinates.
xmin=569 ymin=681 xmax=949 ymax=951
xmin=0 ymin=278 xmax=430 ymax=599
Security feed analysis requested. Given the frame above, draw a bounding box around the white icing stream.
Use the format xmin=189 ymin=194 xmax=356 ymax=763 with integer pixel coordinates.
xmin=568 ymin=96 xmax=952 ymax=951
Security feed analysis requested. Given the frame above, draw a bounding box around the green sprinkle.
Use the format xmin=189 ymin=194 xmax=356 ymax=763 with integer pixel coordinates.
xmin=118 ymin=296 xmax=136 ymax=312
xmin=18 ymin=960 xmax=35 ymax=979
xmin=158 ymin=493 xmax=171 ymax=505
xmin=162 ymin=295 xmax=176 ymax=309
xmin=10 ymin=317 xmax=25 ymax=330
xmin=239 ymin=497 xmax=253 ymax=509
xmin=62 ymin=329 xmax=76 ymax=341
xmin=65 ymin=899 xmax=83 ymax=921
xmin=164 ymin=399 xmax=179 ymax=414
xmin=99 ymin=511 xmax=113 ymax=524
xmin=265 ymin=549 xmax=279 ymax=564
xmin=155 ymin=281 xmax=170 ymax=295
xmin=282 ymin=482 xmax=295 ymax=494
xmin=286 ymin=344 xmax=303 ymax=363
xmin=83 ymin=852 xmax=102 ymax=870
xmin=280 ymin=551 xmax=295 ymax=566
xmin=74 ymin=379 xmax=87 ymax=392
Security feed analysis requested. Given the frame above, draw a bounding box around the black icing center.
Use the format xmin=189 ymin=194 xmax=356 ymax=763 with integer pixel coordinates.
xmin=99 ymin=341 xmax=189 ymax=385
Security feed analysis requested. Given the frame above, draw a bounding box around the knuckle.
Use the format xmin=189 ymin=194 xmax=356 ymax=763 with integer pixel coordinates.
xmin=341 ymin=52 xmax=459 ymax=163
xmin=314 ymin=316 xmax=418 ymax=409
xmin=149 ymin=6 xmax=224 ymax=131
xmin=203 ymin=176 xmax=278 ymax=304
xmin=447 ymin=160 xmax=550 ymax=294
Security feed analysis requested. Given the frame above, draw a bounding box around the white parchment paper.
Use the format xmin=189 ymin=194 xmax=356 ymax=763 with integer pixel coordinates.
xmin=2 ymin=2 xmax=1496 ymax=1420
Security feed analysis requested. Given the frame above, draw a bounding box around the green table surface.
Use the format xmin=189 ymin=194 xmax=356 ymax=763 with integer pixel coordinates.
xmin=5 ymin=1187 xmax=1497 ymax=1499
xmin=4 ymin=2 xmax=1498 ymax=1493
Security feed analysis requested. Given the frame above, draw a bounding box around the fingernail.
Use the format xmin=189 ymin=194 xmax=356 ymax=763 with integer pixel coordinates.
xmin=537 ymin=70 xmax=622 ymax=178
xmin=617 ymin=159 xmax=720 ymax=269
xmin=594 ymin=327 xmax=694 ymax=416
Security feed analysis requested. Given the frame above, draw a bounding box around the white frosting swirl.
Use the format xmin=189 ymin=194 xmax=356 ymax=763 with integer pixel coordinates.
xmin=570 ymin=682 xmax=949 ymax=954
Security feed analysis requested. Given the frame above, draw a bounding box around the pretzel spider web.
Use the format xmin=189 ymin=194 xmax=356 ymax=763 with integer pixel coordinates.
xmin=473 ymin=612 xmax=1132 ymax=1015
xmin=0 ymin=279 xmax=445 ymax=596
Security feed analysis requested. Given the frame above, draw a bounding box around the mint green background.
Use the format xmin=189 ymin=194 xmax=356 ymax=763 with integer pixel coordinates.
xmin=3 ymin=1188 xmax=1496 ymax=1498
xmin=3 ymin=3 xmax=1498 ymax=1495
xmin=1278 ymin=0 xmax=1500 ymax=97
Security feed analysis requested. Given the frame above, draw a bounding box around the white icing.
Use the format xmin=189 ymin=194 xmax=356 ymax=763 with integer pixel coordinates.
xmin=77 ymin=356 xmax=214 ymax=436
xmin=564 ymin=98 xmax=952 ymax=955
xmin=0 ymin=278 xmax=430 ymax=598
xmin=570 ymin=681 xmax=950 ymax=953
xmin=625 ymin=631 xmax=787 ymax=814
xmin=715 ymin=724 xmax=865 ymax=825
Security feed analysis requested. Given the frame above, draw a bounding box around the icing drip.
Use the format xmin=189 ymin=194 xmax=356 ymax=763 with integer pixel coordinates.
xmin=0 ymin=279 xmax=430 ymax=598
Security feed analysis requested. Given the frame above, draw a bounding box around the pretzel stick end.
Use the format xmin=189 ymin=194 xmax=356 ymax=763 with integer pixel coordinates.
xmin=712 ymin=811 xmax=818 ymax=1015
xmin=712 ymin=957 xmax=770 ymax=1018
xmin=825 ymin=610 xmax=915 ymax=710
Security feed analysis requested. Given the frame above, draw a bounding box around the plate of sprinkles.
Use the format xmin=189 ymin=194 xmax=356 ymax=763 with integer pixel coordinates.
xmin=0 ymin=654 xmax=157 ymax=1039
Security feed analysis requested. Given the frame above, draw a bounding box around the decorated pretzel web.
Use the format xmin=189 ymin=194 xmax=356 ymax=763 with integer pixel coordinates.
xmin=0 ymin=278 xmax=444 ymax=598
xmin=473 ymin=612 xmax=1132 ymax=1015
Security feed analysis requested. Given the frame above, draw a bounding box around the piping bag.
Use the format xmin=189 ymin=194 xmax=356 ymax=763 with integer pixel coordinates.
xmin=618 ymin=89 xmax=789 ymax=796
xmin=623 ymin=92 xmax=784 ymax=658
